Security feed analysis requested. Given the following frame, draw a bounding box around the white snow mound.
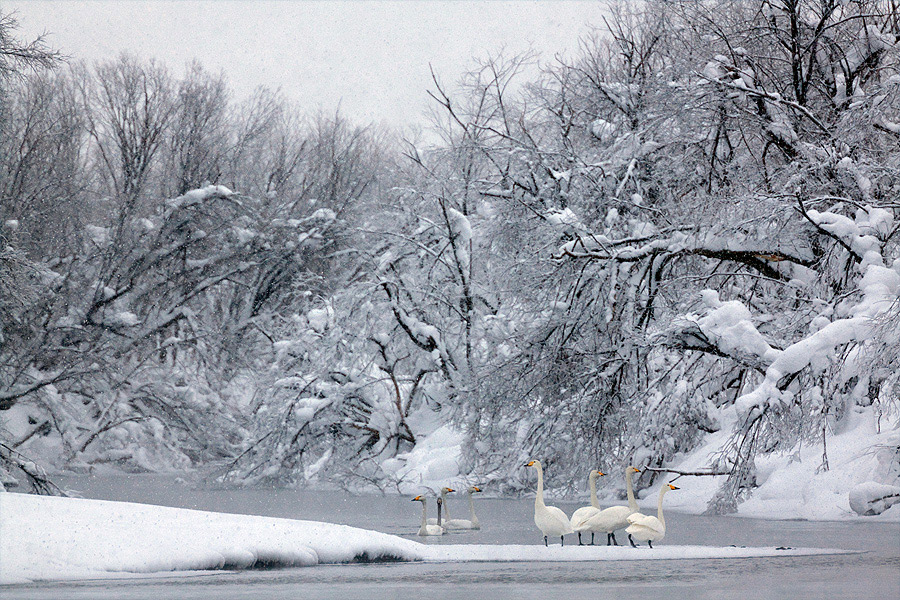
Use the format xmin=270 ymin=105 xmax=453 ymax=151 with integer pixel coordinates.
xmin=0 ymin=493 xmax=421 ymax=585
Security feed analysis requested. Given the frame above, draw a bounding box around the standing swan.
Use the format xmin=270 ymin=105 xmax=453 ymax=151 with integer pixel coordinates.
xmin=412 ymin=495 xmax=444 ymax=536
xmin=443 ymin=485 xmax=483 ymax=530
xmin=570 ymin=469 xmax=605 ymax=545
xmin=625 ymin=483 xmax=679 ymax=548
xmin=525 ymin=460 xmax=573 ymax=546
xmin=578 ymin=466 xmax=642 ymax=546
xmin=427 ymin=487 xmax=456 ymax=526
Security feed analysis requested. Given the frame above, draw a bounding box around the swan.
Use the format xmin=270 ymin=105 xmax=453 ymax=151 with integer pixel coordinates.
xmin=443 ymin=485 xmax=483 ymax=530
xmin=569 ymin=469 xmax=605 ymax=545
xmin=525 ymin=460 xmax=573 ymax=546
xmin=625 ymin=483 xmax=679 ymax=548
xmin=412 ymin=495 xmax=444 ymax=536
xmin=426 ymin=487 xmax=455 ymax=526
xmin=578 ymin=466 xmax=642 ymax=546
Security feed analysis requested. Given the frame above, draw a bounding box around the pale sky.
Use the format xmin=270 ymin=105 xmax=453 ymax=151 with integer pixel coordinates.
xmin=7 ymin=1 xmax=608 ymax=130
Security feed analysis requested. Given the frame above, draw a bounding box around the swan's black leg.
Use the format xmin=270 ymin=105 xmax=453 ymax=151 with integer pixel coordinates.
xmin=628 ymin=534 xmax=638 ymax=548
xmin=648 ymin=540 xmax=653 ymax=549
xmin=560 ymin=535 xmax=565 ymax=546
xmin=607 ymin=532 xmax=612 ymax=546
xmin=578 ymin=532 xmax=584 ymax=546
xmin=611 ymin=532 xmax=619 ymax=546
xmin=544 ymin=535 xmax=548 ymax=547
xmin=590 ymin=533 xmax=595 ymax=545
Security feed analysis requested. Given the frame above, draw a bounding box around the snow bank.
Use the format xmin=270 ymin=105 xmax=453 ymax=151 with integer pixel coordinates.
xmin=849 ymin=482 xmax=900 ymax=516
xmin=419 ymin=544 xmax=844 ymax=563
xmin=0 ymin=493 xmax=422 ymax=585
xmin=661 ymin=409 xmax=900 ymax=521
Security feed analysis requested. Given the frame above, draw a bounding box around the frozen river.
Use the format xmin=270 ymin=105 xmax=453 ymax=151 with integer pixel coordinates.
xmin=5 ymin=474 xmax=899 ymax=599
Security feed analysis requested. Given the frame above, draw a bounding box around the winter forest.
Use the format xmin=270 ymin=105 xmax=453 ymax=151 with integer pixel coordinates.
xmin=2 ymin=0 xmax=899 ymax=523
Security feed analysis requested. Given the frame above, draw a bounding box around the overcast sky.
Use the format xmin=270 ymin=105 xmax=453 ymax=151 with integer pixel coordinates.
xmin=7 ymin=1 xmax=607 ymax=131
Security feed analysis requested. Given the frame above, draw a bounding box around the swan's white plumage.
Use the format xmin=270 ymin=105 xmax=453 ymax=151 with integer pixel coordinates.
xmin=413 ymin=495 xmax=445 ymax=536
xmin=526 ymin=460 xmax=573 ymax=544
xmin=426 ymin=487 xmax=455 ymax=527
xmin=576 ymin=466 xmax=642 ymax=540
xmin=625 ymin=483 xmax=677 ymax=545
xmin=570 ymin=469 xmax=604 ymax=531
xmin=443 ymin=486 xmax=482 ymax=530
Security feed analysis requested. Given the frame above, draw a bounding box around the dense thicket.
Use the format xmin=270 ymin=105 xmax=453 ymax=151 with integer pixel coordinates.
xmin=2 ymin=1 xmax=898 ymax=512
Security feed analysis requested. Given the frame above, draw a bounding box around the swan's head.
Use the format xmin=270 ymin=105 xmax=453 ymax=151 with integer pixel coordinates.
xmin=469 ymin=485 xmax=482 ymax=493
xmin=525 ymin=460 xmax=539 ymax=468
xmin=441 ymin=487 xmax=455 ymax=494
xmin=412 ymin=495 xmax=425 ymax=502
xmin=667 ymin=483 xmax=680 ymax=491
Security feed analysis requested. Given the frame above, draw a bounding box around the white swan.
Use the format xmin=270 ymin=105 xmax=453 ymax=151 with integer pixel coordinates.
xmin=412 ymin=495 xmax=444 ymax=536
xmin=525 ymin=460 xmax=573 ymax=546
xmin=625 ymin=483 xmax=679 ymax=548
xmin=578 ymin=465 xmax=642 ymax=546
xmin=569 ymin=469 xmax=605 ymax=545
xmin=427 ymin=487 xmax=455 ymax=526
xmin=443 ymin=485 xmax=482 ymax=530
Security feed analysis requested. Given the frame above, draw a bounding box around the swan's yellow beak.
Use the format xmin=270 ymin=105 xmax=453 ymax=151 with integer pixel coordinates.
xmin=412 ymin=495 xmax=423 ymax=501
xmin=525 ymin=460 xmax=535 ymax=467
xmin=472 ymin=486 xmax=481 ymax=492
xmin=597 ymin=470 xmax=606 ymax=476
xmin=668 ymin=484 xmax=679 ymax=490
xmin=447 ymin=488 xmax=456 ymax=493
xmin=633 ymin=467 xmax=642 ymax=473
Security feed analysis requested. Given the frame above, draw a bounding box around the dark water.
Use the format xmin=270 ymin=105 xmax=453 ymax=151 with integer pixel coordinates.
xmin=4 ymin=474 xmax=899 ymax=600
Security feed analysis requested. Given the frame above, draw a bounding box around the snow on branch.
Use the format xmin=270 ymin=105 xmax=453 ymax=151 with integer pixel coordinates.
xmin=798 ymin=202 xmax=892 ymax=267
xmin=849 ymin=482 xmax=900 ymax=516
xmin=164 ymin=184 xmax=235 ymax=211
xmin=660 ymin=291 xmax=780 ymax=374
xmin=379 ymin=281 xmax=458 ymax=380
xmin=554 ymin=229 xmax=814 ymax=281
xmin=733 ymin=207 xmax=899 ymax=421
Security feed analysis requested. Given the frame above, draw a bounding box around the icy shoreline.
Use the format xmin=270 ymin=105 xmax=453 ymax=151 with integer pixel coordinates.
xmin=0 ymin=492 xmax=854 ymax=585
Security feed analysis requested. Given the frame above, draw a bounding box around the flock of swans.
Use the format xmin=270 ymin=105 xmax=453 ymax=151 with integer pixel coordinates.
xmin=412 ymin=461 xmax=680 ymax=549
xmin=413 ymin=485 xmax=482 ymax=535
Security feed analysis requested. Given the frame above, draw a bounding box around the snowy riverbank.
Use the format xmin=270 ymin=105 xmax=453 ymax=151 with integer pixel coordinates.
xmin=654 ymin=407 xmax=900 ymax=522
xmin=0 ymin=493 xmax=849 ymax=585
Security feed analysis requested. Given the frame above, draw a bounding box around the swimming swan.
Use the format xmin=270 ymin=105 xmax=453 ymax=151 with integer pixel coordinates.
xmin=427 ymin=487 xmax=456 ymax=526
xmin=579 ymin=466 xmax=642 ymax=546
xmin=570 ymin=469 xmax=605 ymax=545
xmin=443 ymin=485 xmax=483 ymax=530
xmin=525 ymin=460 xmax=573 ymax=546
xmin=625 ymin=483 xmax=679 ymax=548
xmin=412 ymin=495 xmax=445 ymax=536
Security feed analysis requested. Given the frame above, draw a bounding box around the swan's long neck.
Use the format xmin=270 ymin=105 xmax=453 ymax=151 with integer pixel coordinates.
xmin=468 ymin=491 xmax=479 ymax=525
xmin=589 ymin=471 xmax=600 ymax=508
xmin=420 ymin=501 xmax=428 ymax=530
xmin=534 ymin=463 xmax=546 ymax=509
xmin=440 ymin=489 xmax=451 ymax=521
xmin=626 ymin=469 xmax=638 ymax=513
xmin=657 ymin=486 xmax=668 ymax=528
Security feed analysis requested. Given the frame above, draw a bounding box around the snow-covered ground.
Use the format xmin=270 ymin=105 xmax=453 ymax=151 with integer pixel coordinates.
xmin=0 ymin=492 xmax=421 ymax=585
xmin=655 ymin=407 xmax=900 ymax=521
xmin=0 ymin=493 xmax=846 ymax=585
